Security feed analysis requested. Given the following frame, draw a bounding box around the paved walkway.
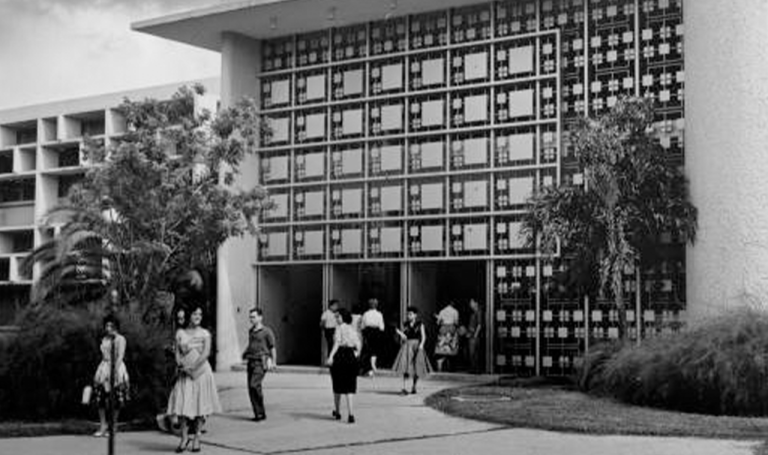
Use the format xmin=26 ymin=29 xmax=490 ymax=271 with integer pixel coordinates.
xmin=0 ymin=370 xmax=760 ymax=455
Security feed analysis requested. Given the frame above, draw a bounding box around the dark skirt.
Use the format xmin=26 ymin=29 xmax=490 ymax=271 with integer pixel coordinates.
xmin=330 ymin=347 xmax=358 ymax=394
xmin=362 ymin=327 xmax=382 ymax=356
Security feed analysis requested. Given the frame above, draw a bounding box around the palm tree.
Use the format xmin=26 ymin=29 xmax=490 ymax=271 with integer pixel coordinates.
xmin=522 ymin=97 xmax=697 ymax=339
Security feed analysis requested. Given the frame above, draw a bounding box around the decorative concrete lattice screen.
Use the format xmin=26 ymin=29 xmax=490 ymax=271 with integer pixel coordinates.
xmin=256 ymin=0 xmax=685 ymax=376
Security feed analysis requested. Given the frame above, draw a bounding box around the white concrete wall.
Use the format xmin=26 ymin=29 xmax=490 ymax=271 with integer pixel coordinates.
xmin=216 ymin=32 xmax=262 ymax=369
xmin=686 ymin=1 xmax=768 ymax=316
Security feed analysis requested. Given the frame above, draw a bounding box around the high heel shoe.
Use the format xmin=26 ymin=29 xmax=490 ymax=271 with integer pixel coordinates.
xmin=190 ymin=437 xmax=201 ymax=453
xmin=332 ymin=410 xmax=341 ymax=420
xmin=348 ymin=415 xmax=356 ymax=424
xmin=175 ymin=439 xmax=190 ymax=453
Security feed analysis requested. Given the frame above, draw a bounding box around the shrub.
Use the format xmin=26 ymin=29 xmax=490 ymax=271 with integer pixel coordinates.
xmin=577 ymin=306 xmax=768 ymax=416
xmin=0 ymin=304 xmax=175 ymax=422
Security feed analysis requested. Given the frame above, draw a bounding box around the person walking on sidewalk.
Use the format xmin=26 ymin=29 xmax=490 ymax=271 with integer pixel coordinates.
xmin=327 ymin=308 xmax=361 ymax=424
xmin=393 ymin=306 xmax=432 ymax=395
xmin=242 ymin=307 xmax=277 ymax=422
xmin=320 ymin=299 xmax=340 ymax=355
xmin=360 ymin=298 xmax=385 ymax=376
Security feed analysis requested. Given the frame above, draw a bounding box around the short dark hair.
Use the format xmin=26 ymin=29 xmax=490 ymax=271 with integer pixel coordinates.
xmin=406 ymin=306 xmax=418 ymax=315
xmin=250 ymin=307 xmax=263 ymax=316
xmin=337 ymin=308 xmax=352 ymax=324
xmin=103 ymin=314 xmax=120 ymax=331
xmin=329 ymin=299 xmax=339 ymax=308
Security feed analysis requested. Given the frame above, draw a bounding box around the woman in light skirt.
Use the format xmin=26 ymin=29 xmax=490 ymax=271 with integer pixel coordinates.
xmin=393 ymin=306 xmax=432 ymax=394
xmin=166 ymin=305 xmax=221 ymax=452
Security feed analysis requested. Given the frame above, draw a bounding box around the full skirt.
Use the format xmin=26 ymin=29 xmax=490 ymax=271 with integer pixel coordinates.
xmin=330 ymin=347 xmax=358 ymax=394
xmin=392 ymin=340 xmax=432 ymax=378
xmin=166 ymin=362 xmax=221 ymax=418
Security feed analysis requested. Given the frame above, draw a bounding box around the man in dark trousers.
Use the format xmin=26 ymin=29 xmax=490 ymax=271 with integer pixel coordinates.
xmin=242 ymin=307 xmax=277 ymax=421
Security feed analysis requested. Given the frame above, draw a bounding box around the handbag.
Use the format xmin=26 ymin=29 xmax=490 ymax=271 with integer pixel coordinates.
xmin=81 ymin=385 xmax=93 ymax=405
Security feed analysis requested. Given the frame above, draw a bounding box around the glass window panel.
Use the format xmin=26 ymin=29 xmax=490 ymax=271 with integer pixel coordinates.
xmin=304 ymin=230 xmax=324 ymax=255
xmin=507 ymin=133 xmax=535 ymax=161
xmin=341 ymin=188 xmax=362 ymax=214
xmin=508 ymin=221 xmax=524 ymax=248
xmin=341 ymin=148 xmax=362 ymax=174
xmin=270 ymin=117 xmax=290 ymax=143
xmin=267 ymin=155 xmax=289 ymax=180
xmin=463 ymin=137 xmax=488 ymax=165
xmin=272 ymin=79 xmax=290 ymax=104
xmin=343 ymin=69 xmax=363 ymax=95
xmin=304 ymin=152 xmax=325 ymax=177
xmin=509 ymin=46 xmax=534 ymax=75
xmin=508 ymin=89 xmax=534 ymax=118
xmin=421 ymin=183 xmax=444 ymax=210
xmin=421 ymin=100 xmax=444 ymax=127
xmin=269 ymin=194 xmax=288 ymax=218
xmin=306 ymin=74 xmax=326 ymax=100
xmin=267 ymin=232 xmax=287 ymax=256
xmin=342 ymin=109 xmax=363 ymax=135
xmin=508 ymin=176 xmax=534 ymax=204
xmin=381 ymin=185 xmax=402 ymax=211
xmin=341 ymin=229 xmax=362 ymax=253
xmin=421 ymin=142 xmax=444 ymax=168
xmin=464 ymin=52 xmax=488 ymax=80
xmin=306 ymin=113 xmax=326 ymax=138
xmin=380 ymin=145 xmax=402 ymax=171
xmin=305 ymin=190 xmax=325 ymax=215
xmin=381 ymin=105 xmax=403 ymax=131
xmin=382 ymin=64 xmax=403 ymax=90
xmin=463 ymin=224 xmax=487 ymax=250
xmin=422 ymin=58 xmax=444 ymax=86
xmin=463 ymin=180 xmax=487 ymax=207
xmin=464 ymin=94 xmax=488 ymax=122
xmin=381 ymin=227 xmax=402 ymax=252
xmin=421 ymin=225 xmax=443 ymax=251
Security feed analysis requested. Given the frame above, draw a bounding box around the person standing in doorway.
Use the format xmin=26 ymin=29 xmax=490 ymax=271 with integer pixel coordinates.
xmin=242 ymin=308 xmax=277 ymax=422
xmin=466 ymin=298 xmax=484 ymax=374
xmin=320 ymin=299 xmax=340 ymax=355
xmin=434 ymin=301 xmax=460 ymax=372
xmin=360 ymin=298 xmax=385 ymax=376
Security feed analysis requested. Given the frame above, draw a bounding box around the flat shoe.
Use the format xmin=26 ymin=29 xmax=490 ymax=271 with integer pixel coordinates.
xmin=348 ymin=415 xmax=356 ymax=424
xmin=332 ymin=410 xmax=341 ymax=420
xmin=93 ymin=430 xmax=106 ymax=438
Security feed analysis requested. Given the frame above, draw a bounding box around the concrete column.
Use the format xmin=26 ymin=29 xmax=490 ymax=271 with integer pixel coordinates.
xmin=216 ymin=32 xmax=262 ymax=370
xmin=685 ymin=1 xmax=768 ymax=316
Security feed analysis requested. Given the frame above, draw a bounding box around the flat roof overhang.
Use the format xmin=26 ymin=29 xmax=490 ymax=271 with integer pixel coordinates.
xmin=132 ymin=0 xmax=492 ymax=52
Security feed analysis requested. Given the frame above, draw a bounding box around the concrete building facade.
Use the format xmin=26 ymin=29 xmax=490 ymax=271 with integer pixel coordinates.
xmin=0 ymin=79 xmax=219 ymax=330
xmin=132 ymin=0 xmax=701 ymax=376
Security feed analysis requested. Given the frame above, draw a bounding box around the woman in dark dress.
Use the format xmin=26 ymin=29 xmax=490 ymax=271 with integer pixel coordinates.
xmin=327 ymin=308 xmax=361 ymax=424
xmin=393 ymin=306 xmax=432 ymax=394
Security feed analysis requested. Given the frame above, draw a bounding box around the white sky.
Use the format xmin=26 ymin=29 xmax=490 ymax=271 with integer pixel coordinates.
xmin=0 ymin=0 xmax=229 ymax=110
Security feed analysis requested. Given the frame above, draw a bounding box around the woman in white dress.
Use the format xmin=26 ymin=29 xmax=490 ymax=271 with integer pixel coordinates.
xmin=92 ymin=315 xmax=129 ymax=437
xmin=166 ymin=305 xmax=221 ymax=452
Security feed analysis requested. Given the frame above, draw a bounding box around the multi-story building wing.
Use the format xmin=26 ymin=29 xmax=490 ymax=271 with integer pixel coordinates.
xmin=0 ymin=79 xmax=219 ymax=330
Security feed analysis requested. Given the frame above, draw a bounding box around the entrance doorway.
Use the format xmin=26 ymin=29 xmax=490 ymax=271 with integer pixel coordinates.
xmin=257 ymin=265 xmax=323 ymax=366
xmin=410 ymin=261 xmax=486 ymax=372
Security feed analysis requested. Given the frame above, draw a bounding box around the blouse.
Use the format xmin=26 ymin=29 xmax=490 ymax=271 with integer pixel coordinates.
xmin=402 ymin=321 xmax=424 ymax=341
xmin=334 ymin=324 xmax=362 ymax=350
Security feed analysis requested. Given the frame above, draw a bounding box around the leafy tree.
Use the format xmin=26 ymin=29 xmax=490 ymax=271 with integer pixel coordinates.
xmin=25 ymin=85 xmax=269 ymax=318
xmin=522 ymin=97 xmax=697 ymax=338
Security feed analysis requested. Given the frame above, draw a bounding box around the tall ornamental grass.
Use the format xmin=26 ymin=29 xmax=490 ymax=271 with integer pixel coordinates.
xmin=578 ymin=306 xmax=768 ymax=416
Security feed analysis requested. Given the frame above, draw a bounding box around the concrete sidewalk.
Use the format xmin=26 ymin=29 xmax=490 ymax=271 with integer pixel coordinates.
xmin=0 ymin=370 xmax=759 ymax=455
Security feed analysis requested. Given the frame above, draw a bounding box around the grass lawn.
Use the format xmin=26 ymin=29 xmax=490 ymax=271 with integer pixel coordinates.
xmin=0 ymin=418 xmax=153 ymax=439
xmin=425 ymin=382 xmax=768 ymax=443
